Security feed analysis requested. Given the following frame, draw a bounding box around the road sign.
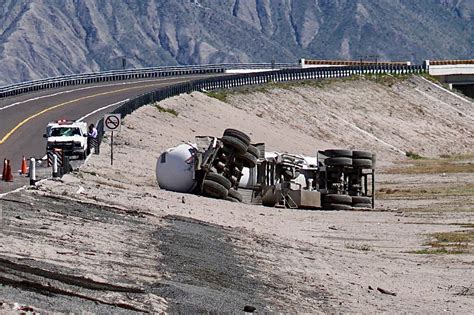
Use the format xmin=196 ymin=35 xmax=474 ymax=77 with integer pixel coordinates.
xmin=104 ymin=114 xmax=121 ymax=132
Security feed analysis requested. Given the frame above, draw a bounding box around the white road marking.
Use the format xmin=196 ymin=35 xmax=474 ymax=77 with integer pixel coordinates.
xmin=1 ymin=77 xmax=175 ymax=111
xmin=0 ymin=177 xmax=51 ymax=198
xmin=76 ymin=99 xmax=129 ymax=122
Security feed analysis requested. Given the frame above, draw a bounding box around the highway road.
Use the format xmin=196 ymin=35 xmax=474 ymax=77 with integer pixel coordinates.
xmin=0 ymin=74 xmax=218 ymax=192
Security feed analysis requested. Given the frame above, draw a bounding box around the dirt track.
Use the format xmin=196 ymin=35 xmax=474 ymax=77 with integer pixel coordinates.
xmin=1 ymin=75 xmax=473 ymax=313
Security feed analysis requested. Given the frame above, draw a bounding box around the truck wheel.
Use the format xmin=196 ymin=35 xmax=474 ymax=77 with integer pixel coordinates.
xmin=202 ymin=180 xmax=228 ymax=199
xmin=352 ymin=203 xmax=372 ymax=209
xmin=228 ymin=188 xmax=243 ymax=202
xmin=324 ymin=149 xmax=352 ymax=158
xmin=352 ymin=150 xmax=373 ymax=159
xmin=238 ymin=152 xmax=257 ymax=168
xmin=352 ymin=158 xmax=373 ymax=168
xmin=222 ymin=135 xmax=248 ymax=154
xmin=351 ymin=196 xmax=372 ymax=204
xmin=324 ymin=157 xmax=352 ymax=167
xmin=205 ymin=172 xmax=231 ymax=190
xmin=324 ymin=194 xmax=352 ymax=204
xmin=324 ymin=203 xmax=353 ymax=210
xmin=247 ymin=144 xmax=260 ymax=158
xmin=262 ymin=188 xmax=278 ymax=207
xmin=223 ymin=129 xmax=251 ymax=145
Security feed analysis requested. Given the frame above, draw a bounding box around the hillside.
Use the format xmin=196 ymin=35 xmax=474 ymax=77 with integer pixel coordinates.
xmin=1 ymin=76 xmax=473 ymax=312
xmin=0 ymin=0 xmax=472 ymax=85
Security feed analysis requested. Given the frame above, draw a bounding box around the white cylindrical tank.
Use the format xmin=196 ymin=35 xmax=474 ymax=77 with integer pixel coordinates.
xmin=156 ymin=143 xmax=197 ymax=193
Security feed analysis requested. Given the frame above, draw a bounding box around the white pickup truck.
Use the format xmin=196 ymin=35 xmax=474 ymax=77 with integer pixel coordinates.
xmin=44 ymin=120 xmax=88 ymax=160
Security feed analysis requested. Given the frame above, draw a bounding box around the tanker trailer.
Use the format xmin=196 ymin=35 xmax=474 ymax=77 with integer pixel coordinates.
xmin=156 ymin=129 xmax=259 ymax=202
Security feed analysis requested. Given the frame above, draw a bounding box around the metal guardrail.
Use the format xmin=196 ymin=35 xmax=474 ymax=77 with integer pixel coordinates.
xmin=0 ymin=63 xmax=298 ymax=98
xmin=96 ymin=64 xmax=425 ymax=142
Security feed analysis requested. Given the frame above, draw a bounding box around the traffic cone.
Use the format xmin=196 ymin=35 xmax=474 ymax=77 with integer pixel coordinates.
xmin=5 ymin=159 xmax=13 ymax=182
xmin=21 ymin=156 xmax=28 ymax=175
xmin=2 ymin=158 xmax=6 ymax=180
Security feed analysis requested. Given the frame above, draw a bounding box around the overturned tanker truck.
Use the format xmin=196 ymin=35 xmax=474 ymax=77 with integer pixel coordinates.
xmin=156 ymin=129 xmax=375 ymax=210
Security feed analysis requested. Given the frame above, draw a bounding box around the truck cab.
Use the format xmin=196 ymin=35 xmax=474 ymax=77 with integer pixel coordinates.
xmin=45 ymin=120 xmax=88 ymax=160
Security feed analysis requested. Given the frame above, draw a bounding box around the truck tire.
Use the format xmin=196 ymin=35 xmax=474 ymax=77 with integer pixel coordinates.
xmin=324 ymin=194 xmax=352 ymax=204
xmin=238 ymin=152 xmax=257 ymax=168
xmin=228 ymin=188 xmax=243 ymax=202
xmin=247 ymin=144 xmax=260 ymax=158
xmin=352 ymin=150 xmax=373 ymax=159
xmin=324 ymin=157 xmax=352 ymax=167
xmin=324 ymin=203 xmax=353 ymax=210
xmin=202 ymin=180 xmax=228 ymax=199
xmin=205 ymin=172 xmax=231 ymax=190
xmin=262 ymin=189 xmax=278 ymax=207
xmin=223 ymin=129 xmax=251 ymax=145
xmin=352 ymin=196 xmax=372 ymax=204
xmin=324 ymin=149 xmax=352 ymax=158
xmin=222 ymin=135 xmax=248 ymax=154
xmin=352 ymin=203 xmax=372 ymax=209
xmin=352 ymin=158 xmax=373 ymax=168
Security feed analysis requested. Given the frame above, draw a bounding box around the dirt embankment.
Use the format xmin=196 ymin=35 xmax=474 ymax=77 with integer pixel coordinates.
xmin=1 ymin=76 xmax=473 ymax=313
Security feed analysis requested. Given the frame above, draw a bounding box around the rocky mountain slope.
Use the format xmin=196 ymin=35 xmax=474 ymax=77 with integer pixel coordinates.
xmin=0 ymin=0 xmax=472 ymax=85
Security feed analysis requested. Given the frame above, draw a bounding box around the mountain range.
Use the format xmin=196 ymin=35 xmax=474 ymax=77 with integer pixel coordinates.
xmin=0 ymin=0 xmax=472 ymax=85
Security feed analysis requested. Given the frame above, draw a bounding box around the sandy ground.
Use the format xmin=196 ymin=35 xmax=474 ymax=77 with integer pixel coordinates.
xmin=1 ymin=75 xmax=473 ymax=313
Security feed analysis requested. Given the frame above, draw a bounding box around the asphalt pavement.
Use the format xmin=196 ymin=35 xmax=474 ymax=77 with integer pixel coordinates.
xmin=0 ymin=75 xmax=218 ymax=193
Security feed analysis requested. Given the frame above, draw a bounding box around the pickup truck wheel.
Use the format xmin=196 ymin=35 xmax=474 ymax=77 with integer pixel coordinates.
xmin=324 ymin=157 xmax=352 ymax=167
xmin=352 ymin=158 xmax=373 ymax=168
xmin=324 ymin=149 xmax=352 ymax=158
xmin=324 ymin=203 xmax=353 ymax=210
xmin=352 ymin=150 xmax=373 ymax=159
xmin=205 ymin=172 xmax=231 ymax=190
xmin=202 ymin=180 xmax=228 ymax=199
xmin=324 ymin=194 xmax=352 ymax=204
xmin=238 ymin=152 xmax=257 ymax=168
xmin=228 ymin=188 xmax=243 ymax=202
xmin=222 ymin=135 xmax=248 ymax=154
xmin=247 ymin=145 xmax=260 ymax=158
xmin=223 ymin=129 xmax=251 ymax=145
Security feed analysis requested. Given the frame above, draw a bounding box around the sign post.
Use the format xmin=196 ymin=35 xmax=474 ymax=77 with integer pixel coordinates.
xmin=103 ymin=114 xmax=122 ymax=165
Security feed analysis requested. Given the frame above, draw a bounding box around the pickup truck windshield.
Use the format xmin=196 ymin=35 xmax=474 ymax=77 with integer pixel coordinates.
xmin=51 ymin=127 xmax=81 ymax=137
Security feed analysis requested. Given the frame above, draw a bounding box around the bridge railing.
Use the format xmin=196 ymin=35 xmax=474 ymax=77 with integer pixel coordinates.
xmin=96 ymin=64 xmax=425 ymax=141
xmin=0 ymin=63 xmax=298 ymax=98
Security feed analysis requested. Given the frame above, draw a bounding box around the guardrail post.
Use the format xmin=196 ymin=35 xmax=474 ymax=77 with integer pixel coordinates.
xmin=29 ymin=158 xmax=36 ymax=185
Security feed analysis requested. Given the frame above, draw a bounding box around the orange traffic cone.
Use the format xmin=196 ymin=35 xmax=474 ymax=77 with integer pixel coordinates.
xmin=5 ymin=159 xmax=13 ymax=182
xmin=2 ymin=158 xmax=6 ymax=180
xmin=21 ymin=156 xmax=28 ymax=175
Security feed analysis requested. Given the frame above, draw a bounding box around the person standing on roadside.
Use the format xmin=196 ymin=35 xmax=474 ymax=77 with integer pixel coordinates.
xmin=87 ymin=123 xmax=98 ymax=155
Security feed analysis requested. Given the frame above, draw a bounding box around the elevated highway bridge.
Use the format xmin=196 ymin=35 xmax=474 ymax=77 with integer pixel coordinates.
xmin=425 ymin=60 xmax=474 ymax=97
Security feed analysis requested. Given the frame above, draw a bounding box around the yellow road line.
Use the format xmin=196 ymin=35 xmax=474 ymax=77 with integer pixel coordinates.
xmin=0 ymin=82 xmax=165 ymax=144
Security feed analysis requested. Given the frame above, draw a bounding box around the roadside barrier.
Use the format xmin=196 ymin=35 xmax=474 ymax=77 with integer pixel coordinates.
xmin=47 ymin=149 xmax=64 ymax=167
xmin=29 ymin=158 xmax=36 ymax=185
xmin=96 ymin=64 xmax=426 ymax=144
xmin=0 ymin=63 xmax=298 ymax=99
